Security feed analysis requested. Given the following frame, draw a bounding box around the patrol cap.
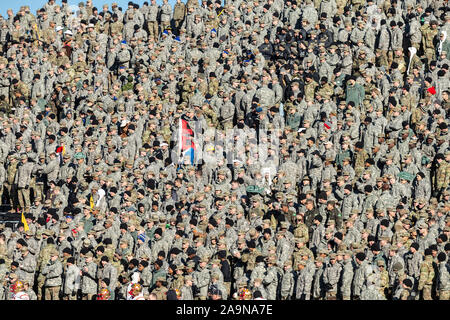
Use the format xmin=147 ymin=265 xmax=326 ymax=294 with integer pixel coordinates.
xmin=417 ymin=221 xmax=428 ymax=229
xmin=315 ymin=257 xmax=324 ymax=263
xmin=344 ymin=250 xmax=353 ymax=257
xmin=389 ymin=245 xmax=398 ymax=251
xmin=392 ymin=262 xmax=403 ymax=271
xmin=42 ymin=229 xmax=54 ymax=236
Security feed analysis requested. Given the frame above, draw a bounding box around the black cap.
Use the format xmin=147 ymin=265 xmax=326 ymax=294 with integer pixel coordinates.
xmin=255 ymin=256 xmax=265 ymax=263
xmin=154 ymin=260 xmax=163 ymax=267
xmin=355 ymin=141 xmax=364 ymax=149
xmin=371 ymin=243 xmax=381 ymax=252
xmin=403 ymin=279 xmax=413 ymax=288
xmin=218 ymin=250 xmax=227 ymax=259
xmin=17 ymin=238 xmax=27 ymax=247
xmin=356 ymin=252 xmax=366 ymax=261
xmin=380 ymin=219 xmax=390 ymax=227
xmin=139 ymin=260 xmax=149 ymax=268
xmin=129 ymin=258 xmax=139 ymax=266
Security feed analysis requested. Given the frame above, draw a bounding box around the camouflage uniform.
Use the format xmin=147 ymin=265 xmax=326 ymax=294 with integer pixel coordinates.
xmin=418 ymin=255 xmax=435 ymax=300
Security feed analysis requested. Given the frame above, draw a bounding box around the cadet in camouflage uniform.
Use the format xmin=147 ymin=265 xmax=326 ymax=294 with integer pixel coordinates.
xmin=280 ymin=260 xmax=295 ymax=300
xmin=80 ymin=252 xmax=98 ymax=300
xmin=323 ymin=253 xmax=342 ymax=300
xmin=418 ymin=249 xmax=435 ymax=300
xmin=36 ymin=234 xmax=57 ymax=300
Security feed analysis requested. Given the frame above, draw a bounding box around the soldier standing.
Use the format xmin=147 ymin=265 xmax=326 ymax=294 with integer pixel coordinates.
xmin=295 ymin=260 xmax=313 ymax=300
xmin=421 ymin=21 xmax=439 ymax=66
xmin=62 ymin=257 xmax=80 ymax=300
xmin=280 ymin=260 xmax=295 ymax=300
xmin=15 ymin=154 xmax=35 ymax=211
xmin=160 ymin=0 xmax=172 ymax=33
xmin=436 ymin=252 xmax=449 ymax=300
xmin=323 ymin=253 xmax=342 ymax=300
xmin=80 ymin=252 xmax=98 ymax=300
xmin=339 ymin=251 xmax=354 ymax=300
xmin=173 ymin=0 xmax=186 ymax=34
xmin=151 ymin=276 xmax=169 ymax=300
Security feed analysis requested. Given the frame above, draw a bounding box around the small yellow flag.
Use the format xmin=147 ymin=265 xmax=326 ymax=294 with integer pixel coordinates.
xmin=34 ymin=24 xmax=40 ymax=40
xmin=21 ymin=211 xmax=29 ymax=232
xmin=90 ymin=195 xmax=94 ymax=209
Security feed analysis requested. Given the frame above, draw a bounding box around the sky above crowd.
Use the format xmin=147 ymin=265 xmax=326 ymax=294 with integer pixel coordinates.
xmin=0 ymin=0 xmax=195 ymax=18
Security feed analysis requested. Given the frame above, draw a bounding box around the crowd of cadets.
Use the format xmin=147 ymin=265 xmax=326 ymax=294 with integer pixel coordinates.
xmin=0 ymin=0 xmax=449 ymax=300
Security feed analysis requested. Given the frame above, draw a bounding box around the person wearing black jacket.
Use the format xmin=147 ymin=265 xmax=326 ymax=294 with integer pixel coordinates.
xmin=318 ymin=24 xmax=334 ymax=48
xmin=258 ymin=36 xmax=274 ymax=61
xmin=218 ymin=250 xmax=231 ymax=297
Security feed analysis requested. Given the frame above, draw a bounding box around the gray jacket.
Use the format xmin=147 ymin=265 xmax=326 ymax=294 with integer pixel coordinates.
xmin=42 ymin=259 xmax=63 ymax=287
